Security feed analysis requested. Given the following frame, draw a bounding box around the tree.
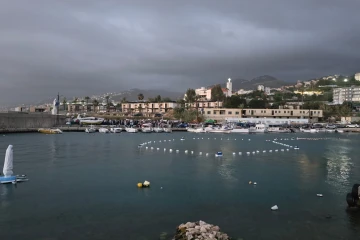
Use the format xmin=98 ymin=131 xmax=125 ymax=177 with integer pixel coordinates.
xmin=223 ymin=95 xmax=247 ymax=108
xmin=105 ymin=95 xmax=110 ymax=112
xmin=144 ymin=101 xmax=149 ymax=116
xmin=148 ymin=97 xmax=155 ymax=102
xmin=154 ymin=95 xmax=162 ymax=103
xmin=185 ymin=88 xmax=196 ymax=103
xmin=211 ymin=85 xmax=225 ymax=101
xmin=92 ymin=99 xmax=99 ymax=112
xmin=72 ymin=97 xmax=78 ymax=103
xmin=121 ymin=97 xmax=127 ymax=103
xmin=85 ymin=96 xmax=90 ymax=111
xmin=248 ymin=99 xmax=267 ymax=108
xmin=138 ymin=93 xmax=144 ymax=101
xmin=62 ymin=98 xmax=67 ymax=111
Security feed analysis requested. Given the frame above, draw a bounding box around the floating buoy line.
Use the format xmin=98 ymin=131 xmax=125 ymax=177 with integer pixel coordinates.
xmin=137 ymin=137 xmax=300 ymax=157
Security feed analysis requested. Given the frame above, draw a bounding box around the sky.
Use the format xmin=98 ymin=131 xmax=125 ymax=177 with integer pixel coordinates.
xmin=1 ymin=0 xmax=360 ymax=105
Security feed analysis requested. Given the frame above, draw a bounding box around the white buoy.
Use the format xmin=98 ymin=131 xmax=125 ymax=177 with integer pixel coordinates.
xmin=281 ymin=149 xmax=284 ymax=151
xmin=256 ymin=150 xmax=259 ymax=153
xmin=317 ymin=194 xmax=323 ymax=197
xmin=269 ymin=150 xmax=272 ymax=152
xmin=151 ymin=147 xmax=154 ymax=150
xmin=254 ymin=182 xmax=257 ymax=185
xmin=169 ymin=149 xmax=173 ymax=152
xmin=159 ymin=141 xmax=161 ymax=143
xmin=206 ymin=153 xmax=209 ymax=156
xmin=199 ymin=152 xmax=202 ymax=155
xmin=239 ymin=152 xmax=242 ymax=155
xmin=176 ymin=150 xmax=179 ymax=153
xmin=271 ymin=205 xmax=279 ymax=211
xmin=157 ymin=148 xmax=159 ymax=150
xmin=193 ymin=138 xmax=195 ymax=139
xmin=263 ymin=150 xmax=266 ymax=153
xmin=287 ymin=149 xmax=289 ymax=151
xmin=185 ymin=150 xmax=188 ymax=153
xmin=233 ymin=152 xmax=236 ymax=155
xmin=248 ymin=139 xmax=251 ymax=141
xmin=246 ymin=152 xmax=250 ymax=154
xmin=235 ymin=139 xmax=236 ymax=140
xmin=191 ymin=151 xmax=194 ymax=154
xmin=252 ymin=151 xmax=255 ymax=154
xmin=146 ymin=147 xmax=148 ymax=149
xmin=164 ymin=148 xmax=166 ymax=151
xmin=275 ymin=149 xmax=278 ymax=152
xmin=164 ymin=140 xmax=166 ymax=142
xmin=153 ymin=141 xmax=155 ymax=143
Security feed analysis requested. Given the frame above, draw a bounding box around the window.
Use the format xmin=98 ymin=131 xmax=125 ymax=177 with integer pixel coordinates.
xmin=235 ymin=112 xmax=239 ymax=115
xmin=228 ymin=111 xmax=232 ymax=115
xmin=207 ymin=111 xmax=211 ymax=114
xmin=275 ymin=111 xmax=277 ymax=113
xmin=213 ymin=111 xmax=217 ymax=115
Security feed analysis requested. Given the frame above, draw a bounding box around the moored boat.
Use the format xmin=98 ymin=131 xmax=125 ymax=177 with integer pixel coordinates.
xmin=38 ymin=128 xmax=63 ymax=134
xmin=110 ymin=127 xmax=122 ymax=133
xmin=125 ymin=127 xmax=139 ymax=133
xmin=85 ymin=125 xmax=97 ymax=133
xmin=1 ymin=145 xmax=29 ymax=184
xmin=249 ymin=124 xmax=268 ymax=133
xmin=98 ymin=128 xmax=110 ymax=133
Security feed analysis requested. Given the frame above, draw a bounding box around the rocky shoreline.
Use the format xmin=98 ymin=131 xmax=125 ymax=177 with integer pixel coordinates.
xmin=173 ymin=220 xmax=231 ymax=240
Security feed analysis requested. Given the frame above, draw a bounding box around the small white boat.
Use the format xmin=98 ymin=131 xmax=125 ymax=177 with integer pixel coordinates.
xmin=125 ymin=127 xmax=138 ymax=133
xmin=336 ymin=129 xmax=344 ymax=133
xmin=249 ymin=124 xmax=268 ymax=133
xmin=85 ymin=125 xmax=97 ymax=133
xmin=141 ymin=123 xmax=152 ymax=133
xmin=300 ymin=128 xmax=318 ymax=133
xmin=38 ymin=128 xmax=63 ymax=134
xmin=207 ymin=126 xmax=231 ymax=134
xmin=180 ymin=137 xmax=185 ymax=141
xmin=98 ymin=128 xmax=110 ymax=133
xmin=76 ymin=115 xmax=104 ymax=125
xmin=110 ymin=127 xmax=122 ymax=133
xmin=294 ymin=146 xmax=300 ymax=150
xmin=231 ymin=128 xmax=249 ymax=133
xmin=163 ymin=127 xmax=172 ymax=133
xmin=215 ymin=151 xmax=223 ymax=157
xmin=153 ymin=127 xmax=164 ymax=133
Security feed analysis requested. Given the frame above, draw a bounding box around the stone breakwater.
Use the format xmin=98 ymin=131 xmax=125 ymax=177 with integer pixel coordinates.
xmin=173 ymin=220 xmax=231 ymax=240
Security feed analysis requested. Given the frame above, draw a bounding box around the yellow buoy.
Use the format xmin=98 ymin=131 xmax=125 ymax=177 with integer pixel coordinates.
xmin=249 ymin=181 xmax=252 ymax=185
xmin=137 ymin=183 xmax=143 ymax=188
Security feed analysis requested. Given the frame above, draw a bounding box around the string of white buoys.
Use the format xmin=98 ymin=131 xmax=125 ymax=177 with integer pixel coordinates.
xmin=138 ymin=137 xmax=299 ymax=156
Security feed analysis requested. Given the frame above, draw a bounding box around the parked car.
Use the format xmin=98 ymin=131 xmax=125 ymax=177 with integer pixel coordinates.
xmin=177 ymin=123 xmax=188 ymax=128
xmin=346 ymin=124 xmax=359 ymax=128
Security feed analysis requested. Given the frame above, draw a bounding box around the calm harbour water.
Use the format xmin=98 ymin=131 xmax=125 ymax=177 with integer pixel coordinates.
xmin=0 ymin=132 xmax=360 ymax=240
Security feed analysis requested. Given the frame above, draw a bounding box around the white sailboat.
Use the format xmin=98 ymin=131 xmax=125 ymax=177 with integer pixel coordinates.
xmin=98 ymin=128 xmax=110 ymax=133
xmin=1 ymin=145 xmax=16 ymax=184
xmin=110 ymin=127 xmax=122 ymax=133
xmin=125 ymin=126 xmax=139 ymax=133
xmin=85 ymin=125 xmax=97 ymax=133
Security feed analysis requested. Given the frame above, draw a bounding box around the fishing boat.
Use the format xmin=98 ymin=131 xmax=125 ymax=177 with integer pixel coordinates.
xmin=153 ymin=127 xmax=164 ymax=133
xmin=0 ymin=145 xmax=28 ymax=184
xmin=110 ymin=127 xmax=122 ymax=133
xmin=125 ymin=127 xmax=139 ymax=133
xmin=98 ymin=128 xmax=110 ymax=133
xmin=207 ymin=126 xmax=231 ymax=134
xmin=215 ymin=151 xmax=223 ymax=157
xmin=38 ymin=128 xmax=63 ymax=134
xmin=141 ymin=124 xmax=153 ymax=133
xmin=163 ymin=125 xmax=172 ymax=133
xmin=249 ymin=124 xmax=268 ymax=133
xmin=85 ymin=125 xmax=97 ymax=133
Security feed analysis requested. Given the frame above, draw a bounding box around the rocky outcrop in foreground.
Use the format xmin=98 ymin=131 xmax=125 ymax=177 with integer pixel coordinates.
xmin=173 ymin=220 xmax=231 ymax=240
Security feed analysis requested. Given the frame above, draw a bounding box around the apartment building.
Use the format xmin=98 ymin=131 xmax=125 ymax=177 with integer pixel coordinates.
xmin=185 ymin=101 xmax=223 ymax=109
xmin=121 ymin=102 xmax=178 ymax=114
xmin=333 ymin=87 xmax=360 ymax=104
xmin=203 ymin=108 xmax=323 ymax=122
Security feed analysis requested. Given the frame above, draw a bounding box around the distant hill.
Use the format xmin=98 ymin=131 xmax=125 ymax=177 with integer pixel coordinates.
xmin=216 ymin=75 xmax=290 ymax=90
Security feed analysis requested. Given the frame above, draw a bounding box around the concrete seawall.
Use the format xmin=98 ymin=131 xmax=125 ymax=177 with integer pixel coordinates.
xmin=0 ymin=112 xmax=66 ymax=130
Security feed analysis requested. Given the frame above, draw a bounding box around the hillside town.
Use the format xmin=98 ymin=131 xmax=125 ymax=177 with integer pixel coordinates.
xmin=8 ymin=73 xmax=360 ymax=125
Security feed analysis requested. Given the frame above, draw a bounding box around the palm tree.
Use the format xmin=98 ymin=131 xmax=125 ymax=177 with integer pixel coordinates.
xmin=85 ymin=96 xmax=90 ymax=111
xmin=138 ymin=93 xmax=144 ymax=101
xmin=62 ymin=97 xmax=67 ymax=111
xmin=72 ymin=97 xmax=78 ymax=103
xmin=121 ymin=97 xmax=127 ymax=103
xmin=105 ymin=95 xmax=110 ymax=112
xmin=92 ymin=99 xmax=99 ymax=113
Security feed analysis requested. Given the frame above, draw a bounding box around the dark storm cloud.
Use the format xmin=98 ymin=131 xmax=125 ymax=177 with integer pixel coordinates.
xmin=0 ymin=0 xmax=360 ymax=104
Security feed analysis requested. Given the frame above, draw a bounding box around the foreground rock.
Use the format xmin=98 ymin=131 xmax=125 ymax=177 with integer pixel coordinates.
xmin=173 ymin=220 xmax=231 ymax=240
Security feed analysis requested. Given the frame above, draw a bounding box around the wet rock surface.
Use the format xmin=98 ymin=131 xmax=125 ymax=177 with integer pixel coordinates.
xmin=173 ymin=220 xmax=231 ymax=240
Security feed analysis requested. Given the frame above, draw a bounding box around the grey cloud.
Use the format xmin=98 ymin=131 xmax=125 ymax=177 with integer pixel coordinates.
xmin=0 ymin=0 xmax=360 ymax=105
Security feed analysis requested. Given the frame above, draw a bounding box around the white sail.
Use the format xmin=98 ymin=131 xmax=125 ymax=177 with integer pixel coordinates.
xmin=3 ymin=145 xmax=13 ymax=177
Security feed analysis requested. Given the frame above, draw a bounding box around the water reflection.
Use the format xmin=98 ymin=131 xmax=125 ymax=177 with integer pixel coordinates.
xmin=325 ymin=142 xmax=353 ymax=194
xmin=0 ymin=185 xmax=15 ymax=208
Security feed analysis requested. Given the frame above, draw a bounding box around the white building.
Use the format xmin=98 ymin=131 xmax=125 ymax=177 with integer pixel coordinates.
xmin=333 ymin=87 xmax=360 ymax=104
xmin=226 ymin=78 xmax=233 ymax=97
xmin=257 ymin=85 xmax=265 ymax=91
xmin=265 ymin=87 xmax=271 ymax=95
xmin=355 ymin=73 xmax=360 ymax=81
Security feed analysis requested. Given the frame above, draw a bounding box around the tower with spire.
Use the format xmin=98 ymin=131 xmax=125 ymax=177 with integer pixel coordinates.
xmin=226 ymin=78 xmax=232 ymax=97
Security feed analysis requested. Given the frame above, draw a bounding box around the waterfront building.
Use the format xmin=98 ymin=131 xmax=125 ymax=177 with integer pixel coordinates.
xmin=257 ymin=85 xmax=265 ymax=91
xmin=121 ymin=102 xmax=178 ymax=115
xmin=203 ymin=108 xmax=323 ymax=122
xmin=333 ymin=87 xmax=360 ymax=104
xmin=293 ymin=90 xmax=323 ymax=96
xmin=186 ymin=78 xmax=233 ymax=101
xmin=265 ymin=87 xmax=271 ymax=95
xmin=29 ymin=106 xmax=51 ymax=113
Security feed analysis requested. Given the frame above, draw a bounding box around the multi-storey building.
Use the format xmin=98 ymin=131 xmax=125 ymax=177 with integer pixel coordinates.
xmin=333 ymin=87 xmax=360 ymax=104
xmin=203 ymin=108 xmax=323 ymax=122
